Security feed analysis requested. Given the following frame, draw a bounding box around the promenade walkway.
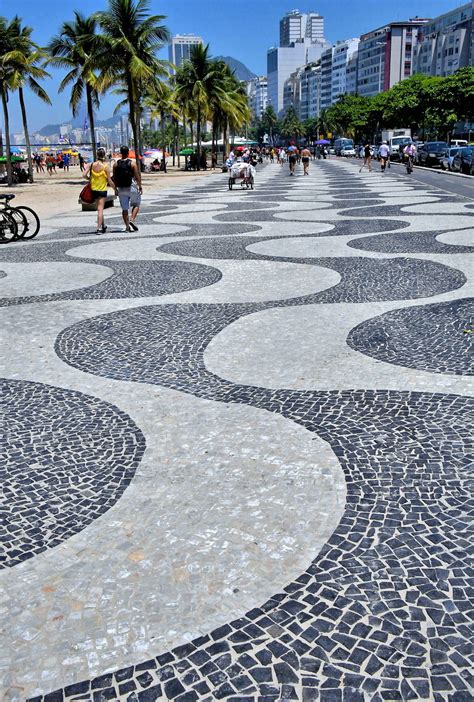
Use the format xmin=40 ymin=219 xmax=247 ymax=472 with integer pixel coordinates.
xmin=2 ymin=159 xmax=473 ymax=701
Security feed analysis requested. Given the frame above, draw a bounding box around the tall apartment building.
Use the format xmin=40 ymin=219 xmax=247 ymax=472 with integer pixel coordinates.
xmin=299 ymin=63 xmax=321 ymax=120
xmin=414 ymin=3 xmax=472 ymax=77
xmin=267 ymin=39 xmax=328 ymax=113
xmin=280 ymin=10 xmax=324 ymax=46
xmin=246 ymin=76 xmax=268 ymax=119
xmin=168 ymin=34 xmax=203 ymax=70
xmin=319 ymin=46 xmax=333 ymax=110
xmin=357 ymin=19 xmax=429 ymax=97
xmin=331 ymin=38 xmax=360 ymax=102
xmin=283 ymin=67 xmax=304 ymax=115
xmin=268 ymin=9 xmax=329 ymax=114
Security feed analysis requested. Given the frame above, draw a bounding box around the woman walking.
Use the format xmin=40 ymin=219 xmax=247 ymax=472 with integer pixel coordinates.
xmin=359 ymin=143 xmax=372 ymax=172
xmin=84 ymin=148 xmax=116 ymax=234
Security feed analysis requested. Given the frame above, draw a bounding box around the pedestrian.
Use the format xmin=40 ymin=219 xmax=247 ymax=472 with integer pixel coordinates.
xmin=359 ymin=143 xmax=372 ymax=172
xmin=288 ymin=148 xmax=297 ymax=175
xmin=211 ymin=151 xmax=218 ymax=170
xmin=301 ymin=146 xmax=311 ymax=175
xmin=79 ymin=153 xmax=85 ymax=172
xmin=62 ymin=152 xmax=70 ymax=172
xmin=84 ymin=147 xmax=116 ymax=234
xmin=46 ymin=153 xmax=54 ymax=176
xmin=129 ymin=175 xmax=142 ymax=230
xmin=378 ymin=141 xmax=390 ymax=172
xmin=112 ymin=145 xmax=142 ymax=232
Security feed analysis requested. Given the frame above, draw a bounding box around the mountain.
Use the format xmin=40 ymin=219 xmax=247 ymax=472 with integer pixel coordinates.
xmin=37 ymin=112 xmax=125 ymax=136
xmin=214 ymin=56 xmax=257 ymax=82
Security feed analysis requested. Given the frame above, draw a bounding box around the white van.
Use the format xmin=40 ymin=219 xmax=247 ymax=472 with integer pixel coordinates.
xmin=450 ymin=139 xmax=468 ymax=147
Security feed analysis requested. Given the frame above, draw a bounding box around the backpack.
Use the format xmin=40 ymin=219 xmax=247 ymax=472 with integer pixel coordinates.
xmin=114 ymin=158 xmax=133 ymax=187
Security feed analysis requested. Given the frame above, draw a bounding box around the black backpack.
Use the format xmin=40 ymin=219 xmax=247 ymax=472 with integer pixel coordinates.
xmin=114 ymin=158 xmax=133 ymax=187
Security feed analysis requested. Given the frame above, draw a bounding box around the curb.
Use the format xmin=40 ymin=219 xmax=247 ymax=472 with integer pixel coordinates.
xmin=389 ymin=161 xmax=473 ymax=180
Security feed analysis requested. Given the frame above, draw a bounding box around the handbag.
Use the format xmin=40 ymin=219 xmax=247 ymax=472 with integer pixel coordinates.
xmin=79 ymin=182 xmax=94 ymax=204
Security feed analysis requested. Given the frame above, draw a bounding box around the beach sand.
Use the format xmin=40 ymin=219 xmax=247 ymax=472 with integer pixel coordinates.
xmin=0 ymin=165 xmax=218 ymax=220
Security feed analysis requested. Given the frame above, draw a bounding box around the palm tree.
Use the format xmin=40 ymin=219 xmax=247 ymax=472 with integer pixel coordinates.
xmin=143 ymin=81 xmax=179 ymax=167
xmin=48 ymin=12 xmax=103 ymax=160
xmin=209 ymin=61 xmax=250 ymax=160
xmin=97 ymin=0 xmax=170 ymax=168
xmin=174 ymin=44 xmax=217 ymax=169
xmin=261 ymin=105 xmax=278 ymax=145
xmin=0 ymin=16 xmax=19 ymax=186
xmin=5 ymin=20 xmax=51 ymax=183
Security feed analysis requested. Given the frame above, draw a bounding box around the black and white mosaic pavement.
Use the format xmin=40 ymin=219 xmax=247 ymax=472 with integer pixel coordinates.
xmin=1 ymin=379 xmax=145 ymax=568
xmin=347 ymin=230 xmax=474 ymax=255
xmin=347 ymin=298 xmax=474 ymax=376
xmin=2 ymin=158 xmax=473 ymax=701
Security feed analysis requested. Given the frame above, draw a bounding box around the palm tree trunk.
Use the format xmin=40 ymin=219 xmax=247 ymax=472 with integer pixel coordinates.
xmin=189 ymin=120 xmax=194 ymax=147
xmin=0 ymin=86 xmax=13 ymax=186
xmin=86 ymin=85 xmax=97 ymax=161
xmin=182 ymin=111 xmax=187 ymax=147
xmin=223 ymin=121 xmax=228 ymax=160
xmin=196 ymin=105 xmax=201 ymax=171
xmin=126 ymin=73 xmax=140 ymax=170
xmin=19 ymin=87 xmax=34 ymax=184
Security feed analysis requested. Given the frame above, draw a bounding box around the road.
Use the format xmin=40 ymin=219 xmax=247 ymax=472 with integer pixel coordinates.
xmin=376 ymin=159 xmax=474 ymax=199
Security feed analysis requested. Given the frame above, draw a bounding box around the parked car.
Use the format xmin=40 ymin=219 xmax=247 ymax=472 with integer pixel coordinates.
xmin=440 ymin=146 xmax=464 ymax=171
xmin=417 ymin=141 xmax=448 ymax=167
xmin=341 ymin=146 xmax=356 ymax=157
xmin=451 ymin=147 xmax=474 ymax=175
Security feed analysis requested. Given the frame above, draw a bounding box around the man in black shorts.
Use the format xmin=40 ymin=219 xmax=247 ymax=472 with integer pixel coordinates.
xmin=301 ymin=146 xmax=311 ymax=175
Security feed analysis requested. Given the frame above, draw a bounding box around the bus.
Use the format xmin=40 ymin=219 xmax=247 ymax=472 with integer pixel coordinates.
xmin=334 ymin=138 xmax=355 ymax=156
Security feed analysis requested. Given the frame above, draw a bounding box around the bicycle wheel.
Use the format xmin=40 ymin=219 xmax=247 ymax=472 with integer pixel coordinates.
xmin=0 ymin=211 xmax=18 ymax=243
xmin=13 ymin=205 xmax=40 ymax=239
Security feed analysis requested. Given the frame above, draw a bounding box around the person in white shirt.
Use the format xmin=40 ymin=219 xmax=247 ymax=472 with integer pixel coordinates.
xmin=378 ymin=141 xmax=390 ymax=172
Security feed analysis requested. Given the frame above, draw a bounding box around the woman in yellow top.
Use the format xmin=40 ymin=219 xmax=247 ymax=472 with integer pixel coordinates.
xmin=84 ymin=148 xmax=117 ymax=234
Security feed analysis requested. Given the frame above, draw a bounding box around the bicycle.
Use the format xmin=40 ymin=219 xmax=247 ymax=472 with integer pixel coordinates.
xmin=0 ymin=193 xmax=40 ymax=240
xmin=404 ymin=154 xmax=414 ymax=175
xmin=0 ymin=205 xmax=18 ymax=243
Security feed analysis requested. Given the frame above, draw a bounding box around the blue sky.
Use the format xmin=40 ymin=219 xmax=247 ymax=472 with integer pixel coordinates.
xmin=3 ymin=0 xmax=461 ymax=132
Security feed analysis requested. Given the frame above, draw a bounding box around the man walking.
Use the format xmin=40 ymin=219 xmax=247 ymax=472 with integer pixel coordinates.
xmin=301 ymin=146 xmax=311 ymax=175
xmin=113 ymin=146 xmax=142 ymax=232
xmin=378 ymin=141 xmax=390 ymax=172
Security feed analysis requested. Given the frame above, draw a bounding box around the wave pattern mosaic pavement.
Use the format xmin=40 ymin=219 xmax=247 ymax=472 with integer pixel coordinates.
xmin=2 ymin=159 xmax=473 ymax=701
xmin=347 ymin=298 xmax=474 ymax=376
xmin=1 ymin=379 xmax=146 ymax=568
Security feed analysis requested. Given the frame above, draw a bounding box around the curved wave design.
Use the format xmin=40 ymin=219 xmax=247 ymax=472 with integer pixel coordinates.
xmin=4 ymin=158 xmax=471 ymax=701
xmin=1 ymin=378 xmax=146 ymax=568
xmin=347 ymin=298 xmax=474 ymax=376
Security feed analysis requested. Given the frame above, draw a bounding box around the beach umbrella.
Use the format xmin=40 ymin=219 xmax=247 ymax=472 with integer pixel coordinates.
xmin=0 ymin=156 xmax=27 ymax=163
xmin=315 ymin=139 xmax=330 ymax=145
xmin=287 ymin=145 xmax=297 ymax=151
xmin=179 ymin=148 xmax=194 ymax=155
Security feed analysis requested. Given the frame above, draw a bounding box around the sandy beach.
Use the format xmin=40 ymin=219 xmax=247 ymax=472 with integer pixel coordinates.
xmin=0 ymin=164 xmax=218 ymax=220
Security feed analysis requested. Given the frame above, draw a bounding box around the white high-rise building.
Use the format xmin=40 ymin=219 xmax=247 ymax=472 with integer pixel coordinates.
xmin=269 ymin=9 xmax=328 ymax=114
xmin=280 ymin=10 xmax=324 ymax=46
xmin=246 ymin=76 xmax=268 ymax=119
xmin=331 ymin=38 xmax=359 ymax=102
xmin=168 ymin=35 xmax=203 ymax=71
xmin=267 ymin=39 xmax=329 ymax=113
